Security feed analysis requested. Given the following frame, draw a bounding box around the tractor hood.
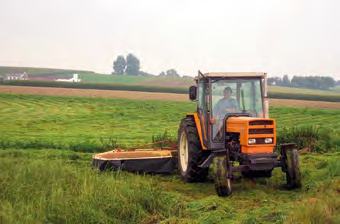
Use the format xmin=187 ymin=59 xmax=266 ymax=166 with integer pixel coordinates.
xmin=227 ymin=117 xmax=276 ymax=153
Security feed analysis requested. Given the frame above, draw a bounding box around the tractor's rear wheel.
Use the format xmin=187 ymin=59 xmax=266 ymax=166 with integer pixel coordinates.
xmin=213 ymin=156 xmax=232 ymax=197
xmin=178 ymin=117 xmax=209 ymax=182
xmin=281 ymin=145 xmax=302 ymax=189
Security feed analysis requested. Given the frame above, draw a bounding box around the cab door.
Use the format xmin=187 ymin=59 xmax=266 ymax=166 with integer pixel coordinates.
xmin=197 ymin=74 xmax=209 ymax=148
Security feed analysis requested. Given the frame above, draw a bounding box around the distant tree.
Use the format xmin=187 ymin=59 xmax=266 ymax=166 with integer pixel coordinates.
xmin=267 ymin=77 xmax=275 ymax=85
xmin=125 ymin=53 xmax=140 ymax=76
xmin=319 ymin=76 xmax=335 ymax=90
xmin=113 ymin=55 xmax=126 ymax=75
xmin=158 ymin=71 xmax=166 ymax=77
xmin=291 ymin=76 xmax=335 ymax=90
xmin=272 ymin=77 xmax=282 ymax=86
xmin=166 ymin=69 xmax=180 ymax=78
xmin=282 ymin=75 xmax=291 ymax=87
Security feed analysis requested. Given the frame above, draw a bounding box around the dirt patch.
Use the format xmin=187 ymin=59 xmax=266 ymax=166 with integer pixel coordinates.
xmin=1 ymin=85 xmax=339 ymax=109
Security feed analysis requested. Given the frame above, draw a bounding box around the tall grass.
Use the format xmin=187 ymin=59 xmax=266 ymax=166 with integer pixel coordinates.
xmin=276 ymin=125 xmax=337 ymax=153
xmin=0 ymin=152 xmax=185 ymax=223
xmin=0 ymin=149 xmax=339 ymax=223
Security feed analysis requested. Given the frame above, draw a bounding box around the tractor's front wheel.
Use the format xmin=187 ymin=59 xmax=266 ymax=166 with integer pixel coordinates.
xmin=213 ymin=156 xmax=232 ymax=197
xmin=281 ymin=144 xmax=302 ymax=189
xmin=177 ymin=117 xmax=209 ymax=182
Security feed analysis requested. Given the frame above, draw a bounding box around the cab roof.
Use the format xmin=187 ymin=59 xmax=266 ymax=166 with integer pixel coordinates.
xmin=195 ymin=72 xmax=266 ymax=80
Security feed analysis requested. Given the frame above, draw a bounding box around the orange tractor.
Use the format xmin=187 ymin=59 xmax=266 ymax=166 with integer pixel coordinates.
xmin=177 ymin=71 xmax=301 ymax=196
xmin=93 ymin=71 xmax=302 ymax=196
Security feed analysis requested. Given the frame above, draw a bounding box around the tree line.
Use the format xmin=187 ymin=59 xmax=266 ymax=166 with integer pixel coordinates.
xmin=113 ymin=54 xmax=338 ymax=88
xmin=268 ymin=75 xmax=337 ymax=90
xmin=112 ymin=54 xmax=183 ymax=78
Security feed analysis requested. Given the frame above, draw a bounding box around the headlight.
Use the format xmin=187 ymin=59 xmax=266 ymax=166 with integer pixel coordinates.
xmin=265 ymin=138 xmax=273 ymax=144
xmin=248 ymin=139 xmax=256 ymax=144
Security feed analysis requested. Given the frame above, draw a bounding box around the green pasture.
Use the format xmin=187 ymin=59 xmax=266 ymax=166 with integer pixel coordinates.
xmin=0 ymin=93 xmax=339 ymax=151
xmin=0 ymin=93 xmax=339 ymax=223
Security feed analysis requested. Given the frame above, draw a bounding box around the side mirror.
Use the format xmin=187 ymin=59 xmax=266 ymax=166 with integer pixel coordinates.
xmin=189 ymin=86 xmax=197 ymax=101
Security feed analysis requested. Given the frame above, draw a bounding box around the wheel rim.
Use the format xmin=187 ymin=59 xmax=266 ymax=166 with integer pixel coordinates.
xmin=179 ymin=131 xmax=189 ymax=172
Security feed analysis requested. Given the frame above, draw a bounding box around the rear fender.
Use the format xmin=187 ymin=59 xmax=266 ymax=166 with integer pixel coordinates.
xmin=186 ymin=113 xmax=207 ymax=150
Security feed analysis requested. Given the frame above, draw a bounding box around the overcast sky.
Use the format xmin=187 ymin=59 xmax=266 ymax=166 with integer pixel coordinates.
xmin=0 ymin=0 xmax=339 ymax=79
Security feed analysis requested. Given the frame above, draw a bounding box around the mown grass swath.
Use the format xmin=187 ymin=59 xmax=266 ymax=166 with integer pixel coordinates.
xmin=3 ymin=80 xmax=340 ymax=102
xmin=0 ymin=93 xmax=339 ymax=152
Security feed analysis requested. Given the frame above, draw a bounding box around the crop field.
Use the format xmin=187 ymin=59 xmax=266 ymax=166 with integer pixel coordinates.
xmin=0 ymin=93 xmax=339 ymax=223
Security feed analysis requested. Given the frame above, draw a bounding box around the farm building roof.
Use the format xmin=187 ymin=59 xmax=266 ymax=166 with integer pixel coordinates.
xmin=202 ymin=72 xmax=265 ymax=78
xmin=194 ymin=72 xmax=266 ymax=80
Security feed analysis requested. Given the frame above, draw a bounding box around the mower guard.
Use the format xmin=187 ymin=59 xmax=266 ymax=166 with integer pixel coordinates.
xmin=92 ymin=140 xmax=178 ymax=174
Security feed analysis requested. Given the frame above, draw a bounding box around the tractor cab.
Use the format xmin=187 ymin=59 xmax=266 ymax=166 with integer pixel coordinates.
xmin=189 ymin=72 xmax=270 ymax=150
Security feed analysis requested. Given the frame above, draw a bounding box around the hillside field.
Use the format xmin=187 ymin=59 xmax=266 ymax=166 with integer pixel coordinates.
xmin=1 ymin=66 xmax=339 ymax=100
xmin=0 ymin=66 xmax=94 ymax=77
xmin=0 ymin=93 xmax=339 ymax=223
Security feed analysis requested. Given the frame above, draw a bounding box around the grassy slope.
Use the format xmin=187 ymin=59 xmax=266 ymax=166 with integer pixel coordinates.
xmin=0 ymin=93 xmax=339 ymax=223
xmin=0 ymin=93 xmax=339 ymax=151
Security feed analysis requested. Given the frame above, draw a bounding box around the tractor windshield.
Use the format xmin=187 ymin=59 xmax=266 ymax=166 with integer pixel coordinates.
xmin=211 ymin=78 xmax=264 ymax=141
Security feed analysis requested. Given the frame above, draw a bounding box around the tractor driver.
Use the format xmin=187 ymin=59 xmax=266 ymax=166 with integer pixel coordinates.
xmin=213 ymin=87 xmax=238 ymax=141
xmin=213 ymin=87 xmax=238 ymax=119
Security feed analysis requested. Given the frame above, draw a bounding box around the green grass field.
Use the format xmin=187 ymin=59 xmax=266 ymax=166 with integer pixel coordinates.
xmin=0 ymin=93 xmax=339 ymax=223
xmin=0 ymin=93 xmax=339 ymax=151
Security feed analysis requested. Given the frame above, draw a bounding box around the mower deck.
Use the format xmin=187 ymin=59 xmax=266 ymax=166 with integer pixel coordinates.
xmin=92 ymin=140 xmax=178 ymax=174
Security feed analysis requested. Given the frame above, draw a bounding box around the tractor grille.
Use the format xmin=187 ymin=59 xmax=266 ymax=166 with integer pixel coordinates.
xmin=249 ymin=120 xmax=273 ymax=126
xmin=249 ymin=128 xmax=274 ymax=134
xmin=255 ymin=138 xmax=270 ymax=144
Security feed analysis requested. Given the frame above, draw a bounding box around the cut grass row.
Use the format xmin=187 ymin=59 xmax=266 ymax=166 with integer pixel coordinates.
xmin=0 ymin=93 xmax=339 ymax=152
xmin=0 ymin=149 xmax=338 ymax=223
xmin=2 ymin=80 xmax=340 ymax=102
